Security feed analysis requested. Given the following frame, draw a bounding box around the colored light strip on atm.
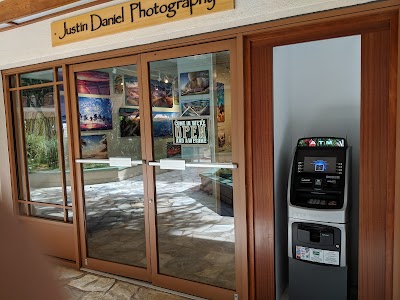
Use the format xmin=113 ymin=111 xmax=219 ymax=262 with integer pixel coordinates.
xmin=297 ymin=137 xmax=345 ymax=148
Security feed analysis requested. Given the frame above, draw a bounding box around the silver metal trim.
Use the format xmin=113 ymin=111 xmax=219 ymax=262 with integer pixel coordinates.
xmin=287 ymin=147 xmax=351 ymax=224
xmin=75 ymin=159 xmax=143 ymax=166
xmin=148 ymin=161 xmax=238 ymax=169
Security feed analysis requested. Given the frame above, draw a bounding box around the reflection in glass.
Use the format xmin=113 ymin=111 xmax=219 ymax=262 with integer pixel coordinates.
xmin=22 ymin=87 xmax=64 ymax=205
xmin=151 ymin=51 xmax=235 ymax=290
xmin=78 ymin=64 xmax=147 ymax=268
xmin=58 ymin=86 xmax=72 ymax=206
xmin=67 ymin=209 xmax=73 ymax=223
xmin=84 ymin=167 xmax=146 ymax=267
xmin=57 ymin=67 xmax=63 ymax=81
xmin=156 ymin=167 xmax=235 ymax=289
xmin=20 ymin=69 xmax=54 ymax=86
xmin=10 ymin=91 xmax=27 ymax=200
xmin=9 ymin=75 xmax=16 ymax=88
xmin=29 ymin=204 xmax=64 ymax=221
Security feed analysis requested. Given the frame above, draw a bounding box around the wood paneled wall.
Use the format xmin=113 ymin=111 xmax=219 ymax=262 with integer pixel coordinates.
xmin=247 ymin=12 xmax=398 ymax=300
xmin=359 ymin=27 xmax=396 ymax=300
xmin=249 ymin=45 xmax=275 ymax=300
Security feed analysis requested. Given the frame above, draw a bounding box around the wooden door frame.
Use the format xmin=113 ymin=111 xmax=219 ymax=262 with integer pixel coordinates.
xmin=245 ymin=10 xmax=399 ymax=300
xmin=66 ymin=39 xmax=248 ymax=300
xmin=68 ymin=55 xmax=152 ymax=282
xmin=140 ymin=38 xmax=248 ymax=300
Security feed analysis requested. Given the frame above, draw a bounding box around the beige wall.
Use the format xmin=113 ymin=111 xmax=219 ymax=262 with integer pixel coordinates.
xmin=0 ymin=0 xmax=378 ymax=70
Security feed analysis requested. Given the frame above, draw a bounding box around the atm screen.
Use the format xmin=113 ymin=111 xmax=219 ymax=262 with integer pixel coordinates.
xmin=303 ymin=157 xmax=337 ymax=173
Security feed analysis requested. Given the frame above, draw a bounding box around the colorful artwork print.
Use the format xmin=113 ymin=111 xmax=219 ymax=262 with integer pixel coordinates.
xmin=151 ymin=80 xmax=173 ymax=108
xmin=166 ymin=142 xmax=181 ymax=158
xmin=81 ymin=134 xmax=108 ymax=159
xmin=119 ymin=108 xmax=140 ymax=137
xmin=125 ymin=75 xmax=139 ymax=106
xmin=180 ymin=70 xmax=210 ymax=96
xmin=216 ymin=82 xmax=225 ymax=122
xmin=79 ymin=97 xmax=113 ymax=131
xmin=153 ymin=112 xmax=180 ymax=137
xmin=76 ymin=71 xmax=110 ymax=95
xmin=180 ymin=99 xmax=210 ymax=117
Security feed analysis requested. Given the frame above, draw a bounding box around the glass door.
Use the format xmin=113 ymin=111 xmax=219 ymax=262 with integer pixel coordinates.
xmin=69 ymin=40 xmax=247 ymax=300
xmin=142 ymin=40 xmax=246 ymax=300
xmin=69 ymin=56 xmax=151 ymax=280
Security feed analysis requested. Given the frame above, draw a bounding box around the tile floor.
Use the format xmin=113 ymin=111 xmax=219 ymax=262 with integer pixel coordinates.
xmin=55 ymin=265 xmax=196 ymax=300
xmin=32 ymin=168 xmax=236 ymax=290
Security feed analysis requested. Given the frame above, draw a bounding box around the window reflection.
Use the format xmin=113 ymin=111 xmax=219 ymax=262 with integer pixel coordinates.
xmin=151 ymin=51 xmax=235 ymax=290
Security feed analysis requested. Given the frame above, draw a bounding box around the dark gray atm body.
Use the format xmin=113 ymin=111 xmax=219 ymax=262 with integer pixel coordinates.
xmin=287 ymin=137 xmax=350 ymax=300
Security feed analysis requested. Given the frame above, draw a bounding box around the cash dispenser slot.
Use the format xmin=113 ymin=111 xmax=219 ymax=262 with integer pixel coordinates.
xmin=291 ymin=222 xmax=342 ymax=265
xmin=297 ymin=224 xmax=334 ymax=246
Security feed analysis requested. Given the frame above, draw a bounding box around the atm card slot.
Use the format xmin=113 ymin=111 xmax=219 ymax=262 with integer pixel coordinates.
xmin=296 ymin=188 xmax=341 ymax=195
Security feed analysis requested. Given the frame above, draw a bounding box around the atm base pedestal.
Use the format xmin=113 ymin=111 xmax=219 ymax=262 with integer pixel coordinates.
xmin=289 ymin=258 xmax=347 ymax=300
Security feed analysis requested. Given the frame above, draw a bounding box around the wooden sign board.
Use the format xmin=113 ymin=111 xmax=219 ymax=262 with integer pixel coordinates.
xmin=51 ymin=0 xmax=235 ymax=47
xmin=172 ymin=117 xmax=209 ymax=145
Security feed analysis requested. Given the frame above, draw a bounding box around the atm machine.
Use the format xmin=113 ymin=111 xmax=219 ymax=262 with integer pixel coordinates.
xmin=288 ymin=137 xmax=351 ymax=300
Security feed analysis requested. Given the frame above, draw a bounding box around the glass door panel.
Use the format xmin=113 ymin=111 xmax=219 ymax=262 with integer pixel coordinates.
xmin=149 ymin=51 xmax=236 ymax=290
xmin=75 ymin=64 xmax=148 ymax=268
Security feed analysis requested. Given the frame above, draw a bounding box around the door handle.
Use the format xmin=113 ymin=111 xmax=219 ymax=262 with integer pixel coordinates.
xmin=148 ymin=159 xmax=237 ymax=170
xmin=75 ymin=158 xmax=144 ymax=167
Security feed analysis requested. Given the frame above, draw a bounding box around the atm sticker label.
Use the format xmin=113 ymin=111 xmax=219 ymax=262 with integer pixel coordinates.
xmin=295 ymin=246 xmax=310 ymax=260
xmin=295 ymin=246 xmax=340 ymax=265
xmin=310 ymin=248 xmax=323 ymax=263
xmin=323 ymin=250 xmax=340 ymax=266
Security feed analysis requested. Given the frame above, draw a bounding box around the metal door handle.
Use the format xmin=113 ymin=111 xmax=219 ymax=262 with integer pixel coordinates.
xmin=148 ymin=159 xmax=237 ymax=170
xmin=75 ymin=158 xmax=143 ymax=167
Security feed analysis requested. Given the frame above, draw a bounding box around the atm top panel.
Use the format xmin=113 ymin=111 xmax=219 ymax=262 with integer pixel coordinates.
xmin=297 ymin=137 xmax=347 ymax=148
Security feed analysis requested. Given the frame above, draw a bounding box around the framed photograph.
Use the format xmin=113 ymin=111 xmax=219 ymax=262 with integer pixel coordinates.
xmin=152 ymin=112 xmax=180 ymax=137
xmin=166 ymin=142 xmax=181 ymax=158
xmin=76 ymin=71 xmax=110 ymax=95
xmin=81 ymin=134 xmax=108 ymax=159
xmin=216 ymin=82 xmax=225 ymax=122
xmin=180 ymin=99 xmax=210 ymax=116
xmin=79 ymin=96 xmax=113 ymax=131
xmin=180 ymin=70 xmax=210 ymax=96
xmin=119 ymin=108 xmax=140 ymax=137
xmin=124 ymin=75 xmax=139 ymax=106
xmin=151 ymin=80 xmax=173 ymax=108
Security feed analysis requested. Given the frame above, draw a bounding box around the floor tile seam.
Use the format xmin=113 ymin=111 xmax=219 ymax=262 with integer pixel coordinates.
xmin=80 ymin=268 xmax=207 ymax=300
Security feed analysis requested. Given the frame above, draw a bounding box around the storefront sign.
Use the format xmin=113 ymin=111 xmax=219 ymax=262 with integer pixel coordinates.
xmin=51 ymin=0 xmax=235 ymax=46
xmin=173 ymin=117 xmax=209 ymax=145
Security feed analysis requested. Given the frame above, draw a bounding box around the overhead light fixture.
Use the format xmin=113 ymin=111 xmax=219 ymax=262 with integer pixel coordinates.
xmin=164 ymin=75 xmax=169 ymax=84
xmin=158 ymin=72 xmax=162 ymax=82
